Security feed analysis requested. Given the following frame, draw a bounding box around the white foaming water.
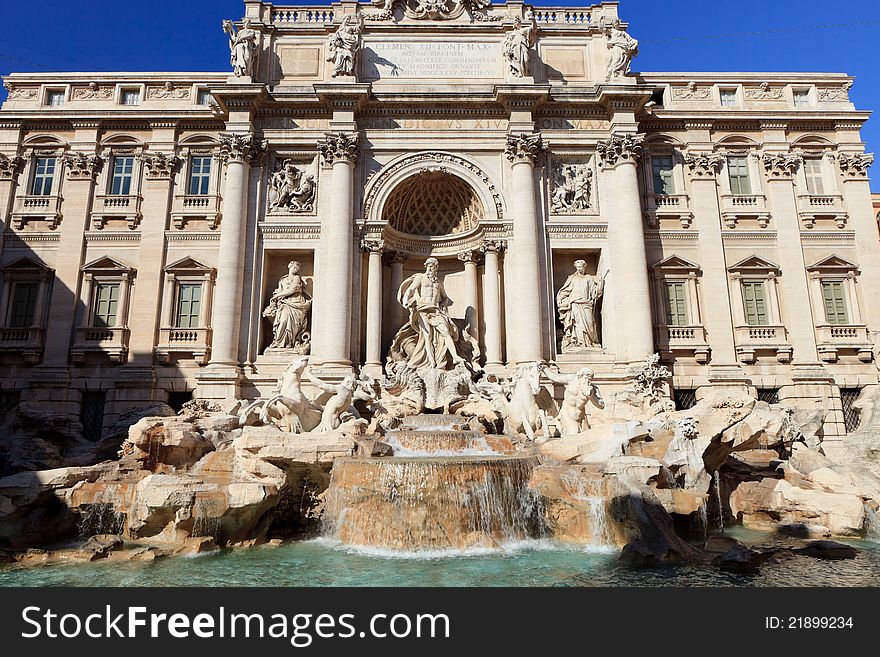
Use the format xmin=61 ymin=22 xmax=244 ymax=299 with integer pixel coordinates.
xmin=382 ymin=432 xmax=501 ymax=457
xmin=310 ymin=536 xmax=617 ymax=560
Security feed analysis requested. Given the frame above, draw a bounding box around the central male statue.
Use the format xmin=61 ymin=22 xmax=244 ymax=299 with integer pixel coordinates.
xmin=388 ymin=257 xmax=478 ymax=372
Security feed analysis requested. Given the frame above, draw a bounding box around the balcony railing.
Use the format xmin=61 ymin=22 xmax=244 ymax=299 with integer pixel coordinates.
xmin=721 ymin=193 xmax=768 ymax=212
xmin=71 ymin=326 xmax=129 ymax=364
xmin=155 ymin=327 xmax=211 ymax=364
xmin=0 ymin=327 xmax=44 ymax=363
xmin=91 ymin=194 xmax=142 ymax=229
xmin=815 ymin=324 xmax=873 ymax=362
xmin=171 ymin=194 xmax=221 ymax=229
xmin=797 ymin=194 xmax=847 ymax=228
xmin=734 ymin=324 xmax=791 ymax=363
xmin=270 ymin=7 xmax=335 ymax=24
xmin=11 ymin=194 xmax=63 ymax=229
xmin=655 ymin=325 xmax=710 ymax=362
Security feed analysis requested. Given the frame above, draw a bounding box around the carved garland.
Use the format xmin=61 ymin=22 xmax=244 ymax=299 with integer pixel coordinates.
xmin=363 ymin=151 xmax=504 ymax=223
xmin=140 ymin=152 xmax=180 ymax=179
xmin=63 ymin=153 xmax=102 ymax=180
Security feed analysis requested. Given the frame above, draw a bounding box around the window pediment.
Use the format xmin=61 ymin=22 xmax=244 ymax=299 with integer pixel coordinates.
xmin=806 ymin=255 xmax=858 ymax=273
xmin=82 ymin=256 xmax=134 ymax=275
xmin=651 ymin=255 xmax=701 ymax=275
xmin=2 ymin=256 xmax=51 ymax=274
xmin=728 ymin=255 xmax=780 ymax=275
xmin=164 ymin=256 xmax=214 ymax=275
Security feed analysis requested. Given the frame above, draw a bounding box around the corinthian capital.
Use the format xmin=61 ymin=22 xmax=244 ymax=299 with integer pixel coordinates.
xmin=761 ymin=152 xmax=801 ymax=179
xmin=684 ymin=152 xmax=724 ymax=179
xmin=596 ymin=134 xmax=644 ymax=167
xmin=219 ymin=132 xmax=267 ymax=165
xmin=504 ymin=133 xmax=545 ymax=165
xmin=63 ymin=152 xmax=102 ymax=180
xmin=320 ymin=132 xmax=359 ymax=166
xmin=837 ymin=152 xmax=874 ymax=179
xmin=140 ymin=152 xmax=180 ymax=179
xmin=361 ymin=238 xmax=384 ymax=254
xmin=0 ymin=153 xmax=24 ymax=180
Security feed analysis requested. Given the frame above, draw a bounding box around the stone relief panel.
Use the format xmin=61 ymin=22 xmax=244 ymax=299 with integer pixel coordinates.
xmin=147 ymin=82 xmax=191 ymax=100
xmin=670 ymin=82 xmax=711 ymax=101
xmin=365 ymin=0 xmax=498 ymax=22
xmin=549 ymin=159 xmax=593 ymax=214
xmin=744 ymin=82 xmax=784 ymax=101
xmin=267 ymin=156 xmax=318 ymax=214
xmin=72 ymin=83 xmax=113 ymax=100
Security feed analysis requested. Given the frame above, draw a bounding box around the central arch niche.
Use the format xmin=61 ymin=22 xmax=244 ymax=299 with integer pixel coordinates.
xmin=384 ymin=171 xmax=483 ymax=237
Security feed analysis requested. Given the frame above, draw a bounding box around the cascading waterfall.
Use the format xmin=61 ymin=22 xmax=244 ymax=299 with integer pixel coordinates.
xmin=77 ymin=502 xmax=125 ymax=538
xmin=713 ymin=470 xmax=724 ymax=533
xmin=323 ymin=455 xmax=546 ymax=551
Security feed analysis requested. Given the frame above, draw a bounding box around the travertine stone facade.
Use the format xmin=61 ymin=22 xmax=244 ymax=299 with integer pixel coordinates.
xmin=0 ymin=1 xmax=876 ymax=446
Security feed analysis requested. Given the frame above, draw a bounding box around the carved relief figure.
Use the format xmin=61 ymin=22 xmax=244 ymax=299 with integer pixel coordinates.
xmin=557 ymin=260 xmax=605 ymax=350
xmin=550 ymin=161 xmax=593 ymax=213
xmin=389 ymin=257 xmax=477 ymax=371
xmin=502 ymin=15 xmax=537 ymax=78
xmin=603 ymin=18 xmax=638 ymax=81
xmin=268 ymin=160 xmax=316 ymax=212
xmin=223 ymin=19 xmax=258 ymax=78
xmin=544 ymin=367 xmax=605 ymax=436
xmin=327 ymin=14 xmax=364 ymax=78
xmin=263 ymin=261 xmax=311 ymax=353
xmin=310 ymin=373 xmax=359 ymax=432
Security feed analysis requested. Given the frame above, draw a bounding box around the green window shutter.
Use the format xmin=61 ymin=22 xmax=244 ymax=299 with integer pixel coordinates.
xmin=651 ymin=156 xmax=675 ymax=195
xmin=742 ymin=282 xmax=768 ymax=326
xmin=10 ymin=282 xmax=39 ymax=328
xmin=727 ymin=156 xmax=752 ymax=195
xmin=822 ymin=281 xmax=848 ymax=325
xmin=93 ymin=283 xmax=120 ymax=328
xmin=175 ymin=284 xmax=202 ymax=329
xmin=666 ymin=282 xmax=688 ymax=326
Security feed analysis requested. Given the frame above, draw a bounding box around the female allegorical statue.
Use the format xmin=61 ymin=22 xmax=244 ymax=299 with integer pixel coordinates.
xmin=502 ymin=15 xmax=537 ymax=78
xmin=556 ymin=259 xmax=606 ymax=351
xmin=263 ymin=261 xmax=312 ymax=353
xmin=222 ymin=19 xmax=258 ymax=78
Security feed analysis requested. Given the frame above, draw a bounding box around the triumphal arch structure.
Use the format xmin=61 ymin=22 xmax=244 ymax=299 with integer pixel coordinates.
xmin=0 ymin=0 xmax=877 ymax=450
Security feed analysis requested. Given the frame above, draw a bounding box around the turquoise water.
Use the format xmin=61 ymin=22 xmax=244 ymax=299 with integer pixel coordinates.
xmin=3 ymin=534 xmax=880 ymax=587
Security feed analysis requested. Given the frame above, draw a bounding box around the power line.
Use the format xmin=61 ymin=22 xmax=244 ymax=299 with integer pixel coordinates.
xmin=0 ymin=53 xmax=58 ymax=71
xmin=0 ymin=37 xmax=100 ymax=71
xmin=641 ymin=19 xmax=880 ymax=44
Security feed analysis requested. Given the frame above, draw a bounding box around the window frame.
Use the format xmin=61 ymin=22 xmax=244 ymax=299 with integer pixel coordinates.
xmin=740 ymin=280 xmax=770 ymax=326
xmin=719 ymin=87 xmax=739 ymax=108
xmin=650 ymin=155 xmax=676 ymax=195
xmin=726 ymin=155 xmax=753 ymax=195
xmin=187 ymin=155 xmax=213 ymax=196
xmin=91 ymin=281 xmax=121 ymax=328
xmin=41 ymin=86 xmax=67 ymax=108
xmin=802 ymin=157 xmax=826 ymax=195
xmin=108 ymin=154 xmax=136 ymax=196
xmin=8 ymin=280 xmax=40 ymax=328
xmin=115 ymin=84 xmax=144 ymax=107
xmin=664 ymin=280 xmax=689 ymax=326
xmin=174 ymin=282 xmax=203 ymax=329
xmin=0 ymin=257 xmax=54 ymax=332
xmin=792 ymin=87 xmax=813 ymax=108
xmin=30 ymin=155 xmax=58 ymax=196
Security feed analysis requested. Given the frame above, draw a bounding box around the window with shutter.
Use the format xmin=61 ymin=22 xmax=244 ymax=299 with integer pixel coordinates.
xmin=803 ymin=158 xmax=825 ymax=195
xmin=9 ymin=282 xmax=39 ymax=328
xmin=175 ymin=283 xmax=202 ymax=328
xmin=651 ymin=156 xmax=675 ymax=195
xmin=727 ymin=156 xmax=752 ymax=195
xmin=741 ymin=281 xmax=768 ymax=326
xmin=93 ymin=283 xmax=120 ymax=328
xmin=822 ymin=281 xmax=848 ymax=325
xmin=665 ymin=282 xmax=688 ymax=326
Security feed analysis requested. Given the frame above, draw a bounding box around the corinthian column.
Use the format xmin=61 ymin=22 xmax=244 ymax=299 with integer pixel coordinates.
xmin=505 ymin=132 xmax=546 ymax=364
xmin=312 ymin=132 xmax=358 ymax=366
xmin=362 ymin=238 xmax=384 ymax=371
xmin=598 ymin=134 xmax=654 ymax=361
xmin=209 ymin=133 xmax=265 ymax=367
xmin=457 ymin=249 xmax=481 ymax=340
xmin=481 ymin=240 xmax=505 ymax=369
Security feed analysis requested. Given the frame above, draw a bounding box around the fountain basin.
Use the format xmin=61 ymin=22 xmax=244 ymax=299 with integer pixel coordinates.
xmin=323 ymin=456 xmax=544 ymax=551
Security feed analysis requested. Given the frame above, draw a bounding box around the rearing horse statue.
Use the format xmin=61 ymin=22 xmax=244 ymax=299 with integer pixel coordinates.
xmin=238 ymin=357 xmax=322 ymax=433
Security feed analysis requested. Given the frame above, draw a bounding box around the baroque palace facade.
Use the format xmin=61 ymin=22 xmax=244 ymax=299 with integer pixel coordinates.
xmin=0 ymin=1 xmax=876 ymax=448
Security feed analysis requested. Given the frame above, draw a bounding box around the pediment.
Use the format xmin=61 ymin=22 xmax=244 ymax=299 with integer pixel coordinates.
xmin=806 ymin=255 xmax=858 ymax=272
xmin=728 ymin=255 xmax=780 ymax=273
xmin=81 ymin=256 xmax=134 ymax=273
xmin=2 ymin=256 xmax=51 ymax=273
xmin=164 ymin=256 xmax=213 ymax=273
xmin=651 ymin=255 xmax=700 ymax=272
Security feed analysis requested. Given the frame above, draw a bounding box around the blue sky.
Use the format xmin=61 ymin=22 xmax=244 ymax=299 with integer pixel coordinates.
xmin=0 ymin=0 xmax=876 ymax=188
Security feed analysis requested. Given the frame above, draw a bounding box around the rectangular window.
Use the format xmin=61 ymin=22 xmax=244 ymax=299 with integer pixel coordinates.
xmin=822 ymin=281 xmax=848 ymax=325
xmin=174 ymin=283 xmax=202 ymax=328
xmin=80 ymin=390 xmax=107 ymax=442
xmin=803 ymin=158 xmax=825 ymax=195
xmin=30 ymin=157 xmax=56 ymax=196
xmin=793 ymin=89 xmax=810 ymax=108
xmin=9 ymin=282 xmax=39 ymax=328
xmin=188 ymin=157 xmax=212 ymax=196
xmin=651 ymin=156 xmax=675 ymax=195
xmin=196 ymin=89 xmax=212 ymax=106
xmin=120 ymin=89 xmax=140 ymax=106
xmin=720 ymin=88 xmax=738 ymax=107
xmin=741 ymin=281 xmax=769 ymax=326
xmin=840 ymin=388 xmax=862 ymax=434
xmin=109 ymin=156 xmax=135 ymax=195
xmin=727 ymin=156 xmax=752 ymax=195
xmin=665 ymin=282 xmax=688 ymax=326
xmin=45 ymin=90 xmax=65 ymax=107
xmin=92 ymin=283 xmax=120 ymax=328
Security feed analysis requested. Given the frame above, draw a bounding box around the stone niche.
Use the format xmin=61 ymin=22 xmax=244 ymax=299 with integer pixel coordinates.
xmin=260 ymin=251 xmax=315 ymax=356
xmin=551 ymin=250 xmax=603 ymax=353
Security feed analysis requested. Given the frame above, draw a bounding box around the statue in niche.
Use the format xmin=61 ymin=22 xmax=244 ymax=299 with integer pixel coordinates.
xmin=263 ymin=261 xmax=311 ymax=353
xmin=222 ymin=19 xmax=258 ymax=78
xmin=268 ymin=160 xmax=316 ymax=212
xmin=551 ymin=161 xmax=593 ymax=213
xmin=327 ymin=14 xmax=364 ymax=78
xmin=602 ymin=18 xmax=638 ymax=81
xmin=386 ymin=257 xmax=481 ymax=411
xmin=502 ymin=15 xmax=537 ymax=78
xmin=543 ymin=367 xmax=605 ymax=436
xmin=557 ymin=260 xmax=606 ymax=351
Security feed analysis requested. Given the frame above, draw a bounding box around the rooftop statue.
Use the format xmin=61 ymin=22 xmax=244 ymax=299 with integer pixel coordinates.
xmin=502 ymin=15 xmax=537 ymax=78
xmin=327 ymin=14 xmax=364 ymax=78
xmin=222 ymin=18 xmax=258 ymax=78
xmin=603 ymin=18 xmax=638 ymax=81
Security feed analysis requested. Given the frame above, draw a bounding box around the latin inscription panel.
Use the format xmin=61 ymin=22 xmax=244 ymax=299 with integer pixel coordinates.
xmin=361 ymin=41 xmax=502 ymax=80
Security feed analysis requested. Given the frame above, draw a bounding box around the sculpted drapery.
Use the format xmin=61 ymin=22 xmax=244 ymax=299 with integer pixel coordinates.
xmin=263 ymin=261 xmax=312 ymax=352
xmin=557 ymin=260 xmax=605 ymax=350
xmin=223 ymin=19 xmax=258 ymax=78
